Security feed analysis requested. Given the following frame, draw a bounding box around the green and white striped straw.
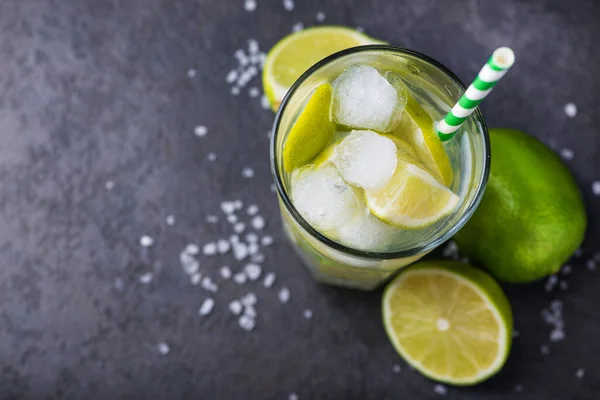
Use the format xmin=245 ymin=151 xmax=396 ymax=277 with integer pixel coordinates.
xmin=437 ymin=47 xmax=515 ymax=142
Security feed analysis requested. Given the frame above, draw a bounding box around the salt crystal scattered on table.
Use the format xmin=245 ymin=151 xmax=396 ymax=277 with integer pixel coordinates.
xmin=559 ymin=281 xmax=568 ymax=291
xmin=139 ymin=272 xmax=153 ymax=284
xmin=292 ymin=23 xmax=304 ymax=32
xmin=242 ymin=167 xmax=255 ymax=178
xmin=261 ymin=235 xmax=273 ymax=246
xmin=540 ymin=345 xmax=550 ymax=355
xmin=562 ymin=265 xmax=572 ymax=275
xmin=248 ymin=87 xmax=260 ymax=97
xmin=185 ymin=243 xmax=200 ymax=255
xmin=514 ymin=385 xmax=523 ymax=393
xmin=242 ymin=292 xmax=257 ymax=306
xmin=392 ymin=364 xmax=401 ymax=373
xmin=512 ymin=329 xmax=520 ymax=338
xmin=289 ymin=393 xmax=299 ymax=400
xmin=545 ymin=275 xmax=558 ymax=292
xmin=207 ymin=152 xmax=217 ymax=162
xmin=227 ymin=214 xmax=238 ymax=224
xmin=251 ymin=216 xmax=265 ymax=230
xmin=234 ymin=222 xmax=246 ymax=234
xmin=234 ymin=200 xmax=243 ymax=210
xmin=230 ymin=235 xmax=240 ymax=243
xmin=206 ymin=215 xmax=219 ymax=224
xmin=199 ymin=298 xmax=215 ymax=316
xmin=231 ymin=86 xmax=240 ymax=95
xmin=243 ymin=0 xmax=257 ymax=12
xmin=180 ymin=252 xmax=200 ymax=274
xmin=564 ymin=103 xmax=577 ymax=118
xmin=187 ymin=68 xmax=197 ymax=78
xmin=263 ymin=272 xmax=276 ymax=288
xmin=560 ymin=148 xmax=574 ymax=160
xmin=140 ymin=235 xmax=154 ymax=247
xmin=303 ymin=309 xmax=313 ymax=320
xmin=165 ymin=214 xmax=175 ymax=226
xmin=278 ymin=287 xmax=290 ymax=303
xmin=220 ymin=266 xmax=232 ymax=279
xmin=247 ymin=204 xmax=259 ymax=215
xmin=575 ymin=368 xmax=585 ymax=379
xmin=251 ymin=253 xmax=265 ymax=263
xmin=226 ymin=70 xmax=238 ymax=83
xmin=550 ymin=328 xmax=565 ymax=342
xmin=260 ymin=95 xmax=270 ymax=110
xmin=229 ymin=300 xmax=243 ymax=315
xmin=233 ymin=242 xmax=249 ymax=260
xmin=248 ymin=242 xmax=259 ymax=255
xmin=587 ymin=259 xmax=596 ymax=271
xmin=221 ymin=202 xmax=236 ymax=214
xmin=191 ymin=273 xmax=202 ymax=285
xmin=246 ymin=233 xmax=259 ymax=243
xmin=217 ymin=239 xmax=230 ymax=254
xmin=283 ymin=0 xmax=294 ymax=11
xmin=316 ymin=11 xmax=326 ymax=22
xmin=234 ymin=272 xmax=247 ymax=284
xmin=244 ymin=263 xmax=262 ymax=280
xmin=105 ymin=180 xmax=115 ymax=190
xmin=194 ymin=125 xmax=208 ymax=137
xmin=157 ymin=342 xmax=170 ymax=355
xmin=239 ymin=314 xmax=256 ymax=331
xmin=203 ymin=242 xmax=217 ymax=256
xmin=244 ymin=304 xmax=257 ymax=318
xmin=433 ymin=384 xmax=447 ymax=395
xmin=201 ymin=277 xmax=218 ymax=292
xmin=592 ymin=181 xmax=600 ymax=196
xmin=442 ymin=241 xmax=459 ymax=259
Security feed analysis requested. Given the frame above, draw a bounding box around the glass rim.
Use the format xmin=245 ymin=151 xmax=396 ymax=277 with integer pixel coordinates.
xmin=270 ymin=44 xmax=491 ymax=260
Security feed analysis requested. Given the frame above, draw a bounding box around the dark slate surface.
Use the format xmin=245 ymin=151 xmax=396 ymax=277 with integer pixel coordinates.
xmin=1 ymin=0 xmax=599 ymax=399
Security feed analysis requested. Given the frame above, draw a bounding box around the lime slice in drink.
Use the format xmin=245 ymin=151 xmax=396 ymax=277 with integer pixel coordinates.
xmin=365 ymin=158 xmax=459 ymax=229
xmin=282 ymin=83 xmax=335 ymax=173
xmin=263 ymin=26 xmax=383 ymax=111
xmin=395 ymin=95 xmax=454 ymax=186
xmin=382 ymin=261 xmax=513 ymax=385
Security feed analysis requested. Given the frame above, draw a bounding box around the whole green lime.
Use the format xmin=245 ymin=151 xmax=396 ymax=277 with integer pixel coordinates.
xmin=454 ymin=128 xmax=586 ymax=283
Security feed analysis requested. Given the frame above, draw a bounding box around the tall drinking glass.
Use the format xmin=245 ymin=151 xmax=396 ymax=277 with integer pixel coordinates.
xmin=270 ymin=45 xmax=490 ymax=291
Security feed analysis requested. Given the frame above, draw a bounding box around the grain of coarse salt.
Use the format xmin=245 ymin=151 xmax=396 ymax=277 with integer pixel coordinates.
xmin=221 ymin=201 xmax=236 ymax=214
xmin=140 ymin=235 xmax=154 ymax=247
xmin=251 ymin=215 xmax=265 ymax=230
xmin=217 ymin=239 xmax=231 ymax=254
xmin=201 ymin=277 xmax=218 ymax=293
xmin=243 ymin=304 xmax=257 ymax=318
xmin=251 ymin=253 xmax=265 ymax=263
xmin=234 ymin=272 xmax=248 ymax=284
xmin=283 ymin=0 xmax=294 ymax=11
xmin=316 ymin=11 xmax=326 ymax=22
xmin=433 ymin=384 xmax=447 ymax=395
xmin=207 ymin=152 xmax=217 ymax=162
xmin=564 ymin=103 xmax=577 ymax=118
xmin=165 ymin=214 xmax=175 ymax=226
xmin=194 ymin=125 xmax=208 ymax=137
xmin=139 ymin=272 xmax=153 ymax=284
xmin=261 ymin=235 xmax=273 ymax=246
xmin=105 ymin=180 xmax=115 ymax=190
xmin=246 ymin=204 xmax=259 ymax=215
xmin=575 ymin=368 xmax=585 ymax=379
xmin=248 ymin=242 xmax=259 ymax=255
xmin=303 ymin=309 xmax=313 ymax=320
xmin=239 ymin=314 xmax=256 ymax=331
xmin=560 ymin=148 xmax=574 ymax=160
xmin=220 ymin=266 xmax=232 ymax=279
xmin=185 ymin=243 xmax=200 ymax=255
xmin=157 ymin=342 xmax=170 ymax=355
xmin=392 ymin=364 xmax=402 ymax=373
xmin=229 ymin=300 xmax=243 ymax=315
xmin=198 ymin=298 xmax=215 ymax=316
xmin=278 ymin=287 xmax=290 ymax=303
xmin=244 ymin=263 xmax=262 ymax=280
xmin=243 ymin=0 xmax=257 ymax=12
xmin=180 ymin=251 xmax=200 ymax=274
xmin=246 ymin=233 xmax=259 ymax=243
xmin=187 ymin=68 xmax=197 ymax=78
xmin=292 ymin=22 xmax=304 ymax=32
xmin=203 ymin=242 xmax=217 ymax=256
xmin=234 ymin=222 xmax=246 ymax=234
xmin=233 ymin=242 xmax=249 ymax=261
xmin=191 ymin=273 xmax=202 ymax=285
xmin=242 ymin=292 xmax=257 ymax=307
xmin=242 ymin=167 xmax=255 ymax=178
xmin=227 ymin=214 xmax=238 ymax=224
xmin=592 ymin=181 xmax=600 ymax=196
xmin=206 ymin=215 xmax=219 ymax=224
xmin=263 ymin=272 xmax=276 ymax=288
xmin=248 ymin=87 xmax=260 ymax=97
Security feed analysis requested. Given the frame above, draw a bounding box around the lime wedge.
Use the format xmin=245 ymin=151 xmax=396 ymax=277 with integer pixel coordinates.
xmin=282 ymin=84 xmax=334 ymax=173
xmin=382 ymin=261 xmax=513 ymax=385
xmin=365 ymin=159 xmax=459 ymax=229
xmin=263 ymin=26 xmax=383 ymax=111
xmin=395 ymin=95 xmax=454 ymax=186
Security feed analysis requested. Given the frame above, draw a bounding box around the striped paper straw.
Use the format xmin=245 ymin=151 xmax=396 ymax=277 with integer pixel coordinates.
xmin=437 ymin=47 xmax=515 ymax=142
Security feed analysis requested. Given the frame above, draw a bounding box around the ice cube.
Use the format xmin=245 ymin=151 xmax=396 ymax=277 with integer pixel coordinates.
xmin=337 ymin=209 xmax=398 ymax=251
xmin=334 ymin=130 xmax=397 ymax=189
xmin=291 ymin=164 xmax=362 ymax=233
xmin=332 ymin=65 xmax=404 ymax=132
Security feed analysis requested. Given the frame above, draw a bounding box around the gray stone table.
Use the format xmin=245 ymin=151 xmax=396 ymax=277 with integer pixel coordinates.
xmin=0 ymin=0 xmax=599 ymax=399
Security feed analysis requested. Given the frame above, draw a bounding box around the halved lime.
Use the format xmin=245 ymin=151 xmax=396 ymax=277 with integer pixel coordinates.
xmin=382 ymin=261 xmax=513 ymax=385
xmin=282 ymin=83 xmax=334 ymax=173
xmin=263 ymin=26 xmax=383 ymax=111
